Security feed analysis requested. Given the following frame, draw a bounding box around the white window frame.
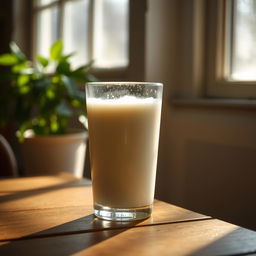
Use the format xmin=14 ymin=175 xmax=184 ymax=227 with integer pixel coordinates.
xmin=206 ymin=0 xmax=256 ymax=99
xmin=31 ymin=0 xmax=146 ymax=81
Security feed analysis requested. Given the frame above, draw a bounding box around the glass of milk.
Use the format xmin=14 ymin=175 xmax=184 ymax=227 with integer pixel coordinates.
xmin=86 ymin=82 xmax=163 ymax=221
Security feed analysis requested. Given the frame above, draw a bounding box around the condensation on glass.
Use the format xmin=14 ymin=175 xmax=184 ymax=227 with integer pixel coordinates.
xmin=93 ymin=0 xmax=129 ymax=68
xmin=63 ymin=0 xmax=90 ymax=68
xmin=230 ymin=0 xmax=256 ymax=80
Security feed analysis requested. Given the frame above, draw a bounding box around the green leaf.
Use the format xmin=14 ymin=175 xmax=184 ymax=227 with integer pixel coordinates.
xmin=20 ymin=67 xmax=34 ymax=75
xmin=50 ymin=41 xmax=63 ymax=61
xmin=75 ymin=90 xmax=86 ymax=101
xmin=50 ymin=115 xmax=59 ymax=132
xmin=84 ymin=74 xmax=98 ymax=82
xmin=46 ymin=88 xmax=55 ymax=99
xmin=17 ymin=74 xmax=30 ymax=87
xmin=52 ymin=76 xmax=60 ymax=84
xmin=56 ymin=102 xmax=73 ymax=116
xmin=30 ymin=117 xmax=48 ymax=136
xmin=0 ymin=39 xmax=94 ymax=137
xmin=71 ymin=72 xmax=98 ymax=83
xmin=18 ymin=85 xmax=30 ymax=94
xmin=73 ymin=61 xmax=94 ymax=73
xmin=12 ymin=62 xmax=29 ymax=73
xmin=0 ymin=54 xmax=18 ymax=66
xmin=56 ymin=60 xmax=70 ymax=74
xmin=36 ymin=56 xmax=49 ymax=67
xmin=37 ymin=118 xmax=46 ymax=127
xmin=16 ymin=119 xmax=32 ymax=142
xmin=10 ymin=42 xmax=26 ymax=60
xmin=71 ymin=91 xmax=86 ymax=110
xmin=34 ymin=78 xmax=51 ymax=91
xmin=61 ymin=53 xmax=75 ymax=61
xmin=61 ymin=75 xmax=77 ymax=96
xmin=59 ymin=117 xmax=68 ymax=133
xmin=71 ymin=99 xmax=83 ymax=107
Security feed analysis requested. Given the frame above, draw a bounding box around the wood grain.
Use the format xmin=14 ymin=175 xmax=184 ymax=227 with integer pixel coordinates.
xmin=0 ymin=200 xmax=209 ymax=241
xmin=0 ymin=174 xmax=88 ymax=192
xmin=1 ymin=219 xmax=256 ymax=256
xmin=1 ymin=176 xmax=256 ymax=255
xmin=0 ymin=176 xmax=210 ymax=240
xmin=0 ymin=186 xmax=93 ymax=211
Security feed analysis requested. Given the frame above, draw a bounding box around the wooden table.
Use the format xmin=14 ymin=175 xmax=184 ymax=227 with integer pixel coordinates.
xmin=1 ymin=174 xmax=256 ymax=256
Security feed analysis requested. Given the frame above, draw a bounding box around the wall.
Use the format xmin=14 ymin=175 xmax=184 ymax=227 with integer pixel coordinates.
xmin=146 ymin=0 xmax=256 ymax=230
xmin=13 ymin=0 xmax=32 ymax=57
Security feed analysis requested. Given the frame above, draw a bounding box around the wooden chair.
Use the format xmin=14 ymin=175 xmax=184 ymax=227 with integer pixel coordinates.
xmin=0 ymin=135 xmax=18 ymax=177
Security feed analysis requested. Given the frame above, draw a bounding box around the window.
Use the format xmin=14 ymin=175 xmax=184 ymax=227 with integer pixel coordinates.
xmin=229 ymin=0 xmax=256 ymax=81
xmin=206 ymin=0 xmax=256 ymax=98
xmin=32 ymin=0 xmax=145 ymax=80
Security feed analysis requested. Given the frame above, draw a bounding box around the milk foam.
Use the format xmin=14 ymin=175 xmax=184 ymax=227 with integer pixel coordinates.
xmin=87 ymin=96 xmax=159 ymax=105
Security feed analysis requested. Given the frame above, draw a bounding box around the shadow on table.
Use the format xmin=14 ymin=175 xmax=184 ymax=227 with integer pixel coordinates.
xmin=0 ymin=179 xmax=90 ymax=204
xmin=188 ymin=227 xmax=256 ymax=256
xmin=2 ymin=221 xmax=256 ymax=255
xmin=0 ymin=214 xmax=143 ymax=256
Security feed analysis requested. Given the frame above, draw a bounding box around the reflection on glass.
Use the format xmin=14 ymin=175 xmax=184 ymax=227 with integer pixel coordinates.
xmin=93 ymin=0 xmax=129 ymax=68
xmin=36 ymin=7 xmax=59 ymax=58
xmin=230 ymin=0 xmax=256 ymax=80
xmin=63 ymin=0 xmax=90 ymax=68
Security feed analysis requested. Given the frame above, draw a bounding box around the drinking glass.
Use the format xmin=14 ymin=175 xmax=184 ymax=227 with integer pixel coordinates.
xmin=86 ymin=82 xmax=163 ymax=221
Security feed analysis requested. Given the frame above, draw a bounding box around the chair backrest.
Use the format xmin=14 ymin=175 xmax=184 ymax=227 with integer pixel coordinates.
xmin=0 ymin=135 xmax=18 ymax=177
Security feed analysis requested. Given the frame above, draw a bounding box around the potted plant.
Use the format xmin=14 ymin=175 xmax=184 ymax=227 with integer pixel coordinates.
xmin=0 ymin=41 xmax=96 ymax=177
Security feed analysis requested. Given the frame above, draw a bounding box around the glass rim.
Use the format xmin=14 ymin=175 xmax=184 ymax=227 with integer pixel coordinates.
xmin=86 ymin=81 xmax=163 ymax=87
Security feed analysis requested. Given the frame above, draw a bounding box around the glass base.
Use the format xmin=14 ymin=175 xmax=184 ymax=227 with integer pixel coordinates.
xmin=94 ymin=203 xmax=152 ymax=221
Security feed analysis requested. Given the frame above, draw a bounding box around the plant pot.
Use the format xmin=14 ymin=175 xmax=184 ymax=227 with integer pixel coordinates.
xmin=21 ymin=129 xmax=88 ymax=178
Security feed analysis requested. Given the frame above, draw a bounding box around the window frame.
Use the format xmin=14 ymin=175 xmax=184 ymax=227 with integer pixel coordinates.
xmin=206 ymin=0 xmax=256 ymax=99
xmin=31 ymin=0 xmax=146 ymax=81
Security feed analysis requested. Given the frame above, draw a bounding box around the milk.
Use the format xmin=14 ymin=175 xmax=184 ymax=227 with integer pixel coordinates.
xmin=87 ymin=96 xmax=162 ymax=208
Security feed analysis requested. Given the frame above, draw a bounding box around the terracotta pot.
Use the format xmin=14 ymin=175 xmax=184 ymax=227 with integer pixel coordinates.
xmin=21 ymin=129 xmax=88 ymax=178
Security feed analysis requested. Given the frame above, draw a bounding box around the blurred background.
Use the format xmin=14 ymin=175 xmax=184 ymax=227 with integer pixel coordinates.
xmin=1 ymin=0 xmax=256 ymax=231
